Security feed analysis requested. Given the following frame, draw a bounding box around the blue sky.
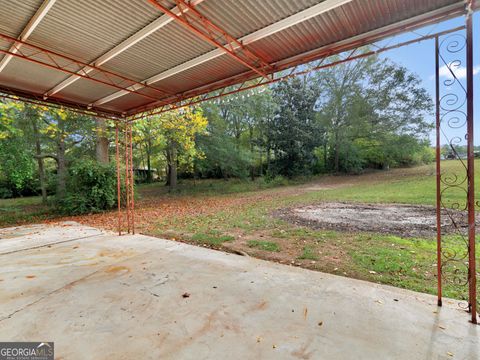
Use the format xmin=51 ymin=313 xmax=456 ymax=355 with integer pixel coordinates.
xmin=376 ymin=13 xmax=479 ymax=146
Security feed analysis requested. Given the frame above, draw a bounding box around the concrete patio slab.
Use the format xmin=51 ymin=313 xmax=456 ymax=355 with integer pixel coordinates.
xmin=0 ymin=222 xmax=478 ymax=359
xmin=0 ymin=221 xmax=102 ymax=255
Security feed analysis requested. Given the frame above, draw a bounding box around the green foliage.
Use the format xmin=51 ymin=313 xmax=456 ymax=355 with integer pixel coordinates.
xmin=190 ymin=231 xmax=235 ymax=246
xmin=353 ymin=135 xmax=434 ymax=171
xmin=316 ymin=54 xmax=433 ymax=173
xmin=0 ymin=137 xmax=36 ymax=197
xmin=0 ymin=52 xmax=436 ymax=203
xmin=195 ymin=121 xmax=251 ymax=178
xmin=336 ymin=142 xmax=366 ymax=174
xmin=58 ymin=160 xmax=119 ymax=215
xmin=0 ymin=102 xmax=37 ymax=197
xmin=247 ymin=240 xmax=280 ymax=252
xmin=255 ymin=175 xmax=291 ymax=188
xmin=270 ymin=76 xmax=323 ymax=177
xmin=135 ymin=108 xmax=208 ymax=188
xmin=198 ymin=89 xmax=277 ymax=179
xmin=417 ymin=146 xmax=435 ymax=165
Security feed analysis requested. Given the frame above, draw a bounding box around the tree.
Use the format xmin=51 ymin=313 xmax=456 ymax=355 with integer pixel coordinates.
xmin=315 ymin=55 xmax=374 ymax=172
xmin=196 ymin=103 xmax=251 ymax=179
xmin=212 ymin=88 xmax=277 ymax=179
xmin=270 ymin=75 xmax=323 ymax=177
xmin=24 ymin=105 xmax=48 ymax=202
xmin=139 ymin=108 xmax=207 ymax=190
xmin=316 ymin=55 xmax=433 ymax=172
xmin=95 ymin=118 xmax=110 ymax=164
xmin=35 ymin=108 xmax=93 ymax=199
xmin=0 ymin=101 xmax=36 ymax=198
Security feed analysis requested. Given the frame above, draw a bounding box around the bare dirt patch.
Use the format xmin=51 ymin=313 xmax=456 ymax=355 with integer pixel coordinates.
xmin=276 ymin=202 xmax=468 ymax=238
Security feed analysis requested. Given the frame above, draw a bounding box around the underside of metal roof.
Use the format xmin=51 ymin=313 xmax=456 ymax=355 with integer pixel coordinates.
xmin=0 ymin=0 xmax=469 ymax=119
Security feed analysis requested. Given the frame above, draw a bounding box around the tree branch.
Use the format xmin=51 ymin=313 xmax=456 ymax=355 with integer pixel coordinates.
xmin=34 ymin=154 xmax=58 ymax=162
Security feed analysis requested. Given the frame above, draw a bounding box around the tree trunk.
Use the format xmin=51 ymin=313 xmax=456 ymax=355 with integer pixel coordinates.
xmin=259 ymin=148 xmax=263 ymax=177
xmin=168 ymin=161 xmax=177 ymax=190
xmin=323 ymin=141 xmax=328 ymax=171
xmin=32 ymin=119 xmax=47 ymax=203
xmin=146 ymin=140 xmax=153 ymax=183
xmin=249 ymin=127 xmax=255 ymax=181
xmin=166 ymin=144 xmax=177 ymax=190
xmin=95 ymin=118 xmax=109 ymax=164
xmin=266 ymin=145 xmax=271 ymax=177
xmin=56 ymin=139 xmax=66 ymax=199
xmin=334 ymin=131 xmax=340 ymax=173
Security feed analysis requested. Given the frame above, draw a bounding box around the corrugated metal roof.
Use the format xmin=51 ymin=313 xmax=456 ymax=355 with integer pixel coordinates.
xmin=197 ymin=0 xmax=321 ymax=40
xmin=100 ymin=0 xmax=321 ymax=82
xmin=101 ymin=20 xmax=217 ymax=81
xmin=0 ymin=0 xmax=468 ymax=118
xmin=0 ymin=57 xmax=69 ymax=94
xmin=0 ymin=0 xmax=42 ymax=38
xmin=247 ymin=0 xmax=459 ymax=63
xmin=136 ymin=55 xmax=248 ymax=100
xmin=27 ymin=0 xmax=161 ymax=63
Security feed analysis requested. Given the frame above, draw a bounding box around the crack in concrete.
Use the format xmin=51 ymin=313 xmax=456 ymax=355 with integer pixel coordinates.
xmin=140 ymin=274 xmax=170 ymax=298
xmin=0 ymin=267 xmax=104 ymax=323
xmin=0 ymin=250 xmax=149 ymax=323
xmin=0 ymin=232 xmax=104 ymax=256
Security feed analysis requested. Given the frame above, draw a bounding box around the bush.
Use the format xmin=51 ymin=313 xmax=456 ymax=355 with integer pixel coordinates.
xmin=0 ymin=186 xmax=12 ymax=199
xmin=265 ymin=175 xmax=289 ymax=187
xmin=419 ymin=146 xmax=435 ymax=164
xmin=58 ymin=160 xmax=121 ymax=215
xmin=0 ymin=137 xmax=36 ymax=198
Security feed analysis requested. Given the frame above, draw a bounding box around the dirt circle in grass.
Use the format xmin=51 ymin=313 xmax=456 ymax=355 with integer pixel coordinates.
xmin=276 ymin=202 xmax=468 ymax=238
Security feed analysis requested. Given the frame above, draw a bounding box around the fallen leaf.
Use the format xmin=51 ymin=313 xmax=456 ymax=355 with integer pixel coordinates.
xmin=447 ymin=351 xmax=454 ymax=357
xmin=182 ymin=292 xmax=190 ymax=298
xmin=303 ymin=307 xmax=308 ymax=320
xmin=318 ymin=321 xmax=323 ymax=326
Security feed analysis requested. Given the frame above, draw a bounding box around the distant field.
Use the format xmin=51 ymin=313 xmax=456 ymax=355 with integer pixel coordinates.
xmin=1 ymin=159 xmax=478 ymax=303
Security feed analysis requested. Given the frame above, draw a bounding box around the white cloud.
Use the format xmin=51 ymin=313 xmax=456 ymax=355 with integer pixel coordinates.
xmin=430 ymin=64 xmax=480 ymax=80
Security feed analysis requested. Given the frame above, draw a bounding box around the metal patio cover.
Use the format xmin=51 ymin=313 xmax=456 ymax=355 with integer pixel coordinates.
xmin=0 ymin=0 xmax=468 ymax=119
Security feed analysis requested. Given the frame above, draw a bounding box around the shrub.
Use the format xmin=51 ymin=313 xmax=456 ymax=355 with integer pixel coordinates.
xmin=419 ymin=146 xmax=435 ymax=164
xmin=0 ymin=186 xmax=12 ymax=199
xmin=265 ymin=175 xmax=289 ymax=187
xmin=58 ymin=160 xmax=121 ymax=215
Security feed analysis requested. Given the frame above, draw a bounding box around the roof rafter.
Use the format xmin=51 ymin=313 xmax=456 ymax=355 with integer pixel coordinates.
xmin=0 ymin=0 xmax=56 ymax=73
xmin=148 ymin=0 xmax=273 ymax=79
xmin=43 ymin=0 xmax=206 ymax=99
xmin=128 ymin=25 xmax=463 ymax=121
xmin=91 ymin=0 xmax=353 ymax=107
xmin=126 ymin=1 xmax=466 ymax=118
xmin=0 ymin=32 xmax=169 ymax=105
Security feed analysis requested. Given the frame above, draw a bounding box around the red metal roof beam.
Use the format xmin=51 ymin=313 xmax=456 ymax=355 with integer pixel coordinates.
xmin=0 ymin=32 xmax=169 ymax=104
xmin=147 ymin=0 xmax=274 ymax=80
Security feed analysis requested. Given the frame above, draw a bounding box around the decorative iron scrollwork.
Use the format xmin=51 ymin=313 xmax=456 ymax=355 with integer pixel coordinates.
xmin=437 ymin=32 xmax=470 ymax=299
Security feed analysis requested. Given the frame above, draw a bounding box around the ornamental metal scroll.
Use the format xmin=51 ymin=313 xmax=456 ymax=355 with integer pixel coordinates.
xmin=435 ymin=32 xmax=470 ymax=309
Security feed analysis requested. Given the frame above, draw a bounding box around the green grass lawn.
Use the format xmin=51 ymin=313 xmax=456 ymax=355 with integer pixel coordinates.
xmin=0 ymin=195 xmax=54 ymax=227
xmin=1 ymin=159 xmax=478 ymax=303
